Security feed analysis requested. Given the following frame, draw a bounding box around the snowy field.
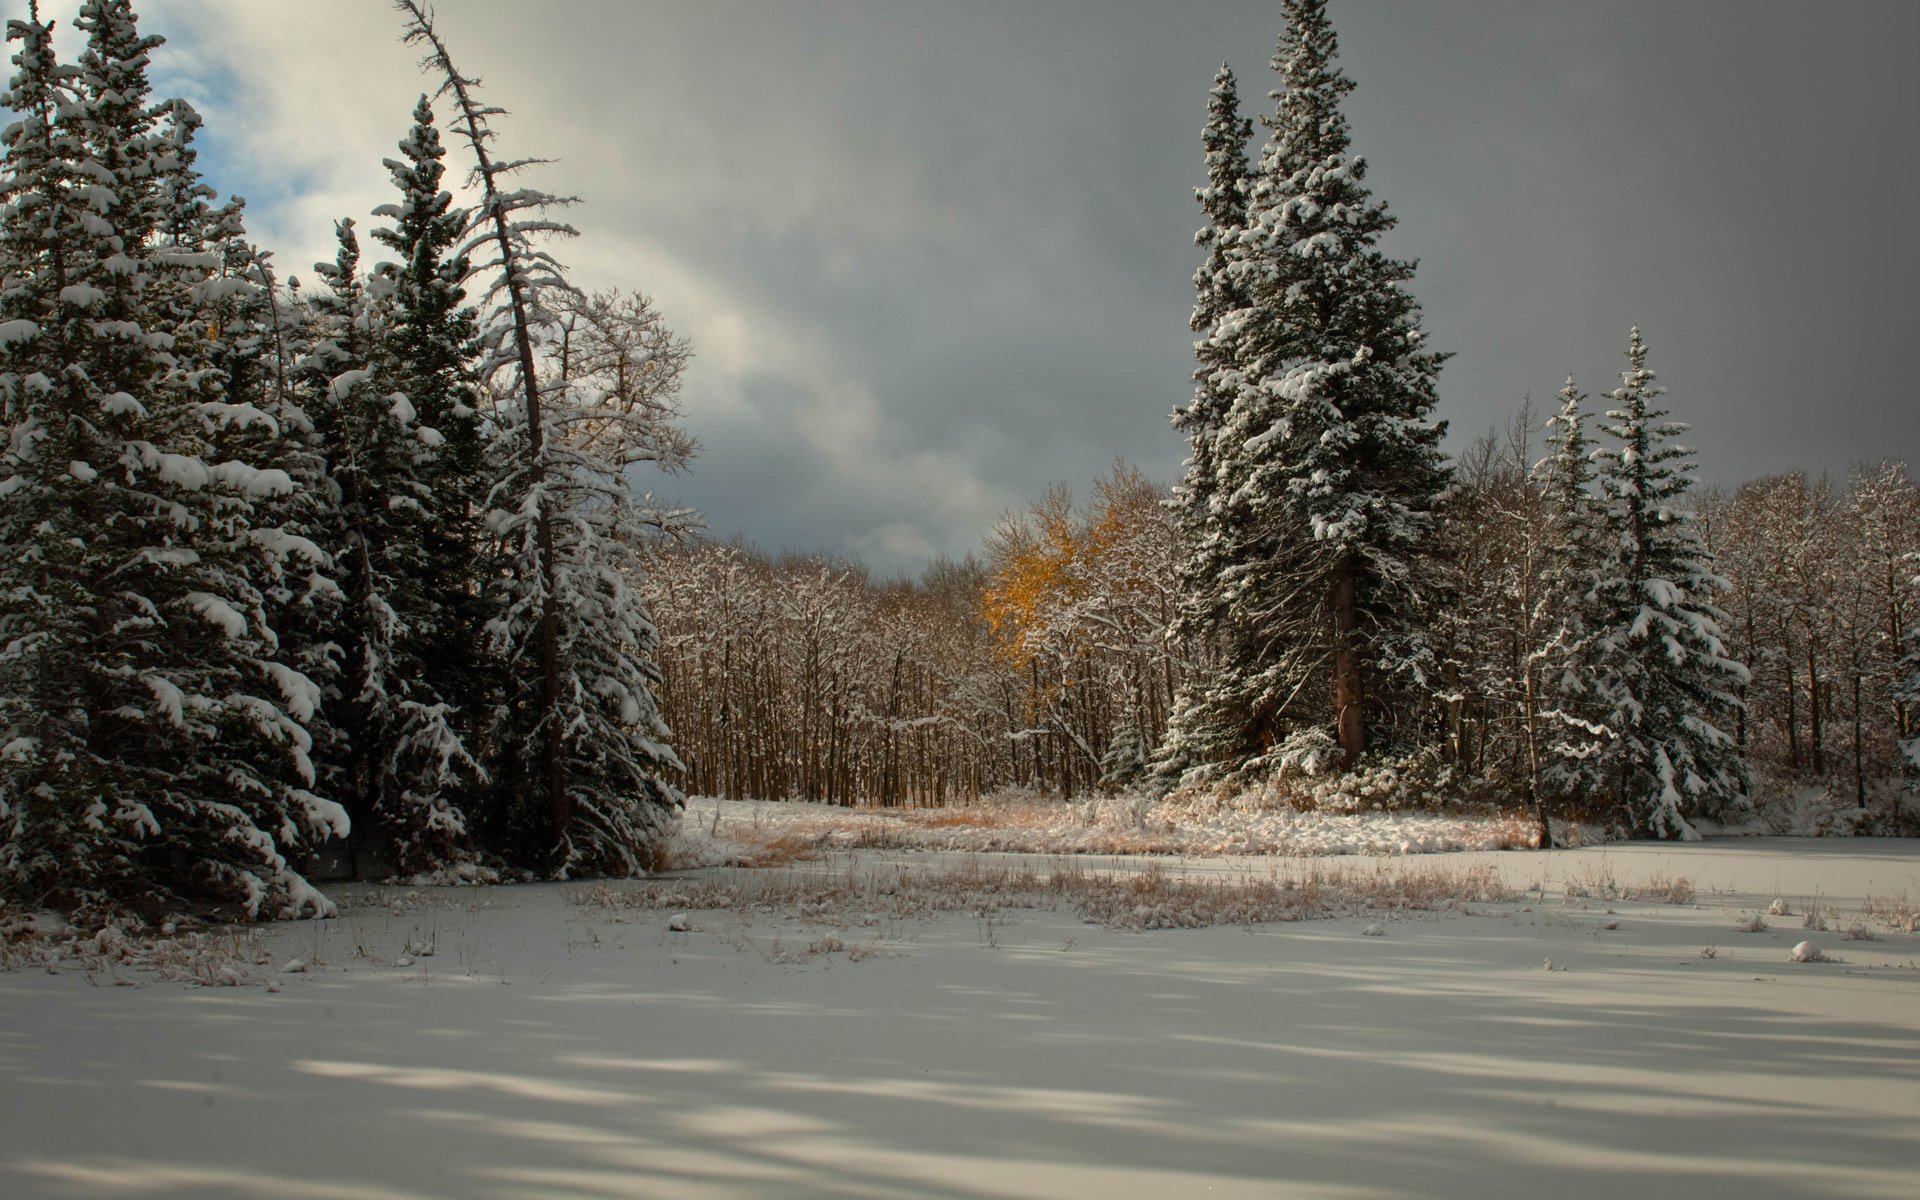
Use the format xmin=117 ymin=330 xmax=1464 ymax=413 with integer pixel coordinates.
xmin=4 ymin=804 xmax=1919 ymax=1199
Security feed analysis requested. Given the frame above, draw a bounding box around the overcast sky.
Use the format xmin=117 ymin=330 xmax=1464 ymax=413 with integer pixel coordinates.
xmin=32 ymin=0 xmax=1920 ymax=576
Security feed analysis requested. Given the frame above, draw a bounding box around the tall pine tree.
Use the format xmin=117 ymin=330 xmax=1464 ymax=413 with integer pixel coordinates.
xmin=0 ymin=2 xmax=337 ymax=920
xmin=1532 ymin=376 xmax=1613 ymax=806
xmin=1586 ymin=328 xmax=1748 ymax=836
xmin=397 ymin=1 xmax=693 ymax=876
xmin=1165 ymin=0 xmax=1449 ymax=782
xmin=1159 ymin=64 xmax=1256 ymax=781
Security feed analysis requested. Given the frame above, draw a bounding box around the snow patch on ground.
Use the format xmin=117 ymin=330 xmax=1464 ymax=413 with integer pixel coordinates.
xmin=4 ymin=834 xmax=1917 ymax=1198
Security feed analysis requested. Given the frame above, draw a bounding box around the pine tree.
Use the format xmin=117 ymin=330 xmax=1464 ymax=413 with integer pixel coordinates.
xmin=0 ymin=2 xmax=338 ymax=920
xmin=369 ymin=99 xmax=486 ymax=679
xmin=397 ymin=2 xmax=694 ymax=875
xmin=1165 ymin=0 xmax=1449 ymax=781
xmin=309 ymin=91 xmax=494 ymax=878
xmin=303 ymin=217 xmax=478 ymax=877
xmin=1532 ymin=376 xmax=1612 ymax=804
xmin=1586 ymin=328 xmax=1749 ymax=837
xmin=1159 ymin=64 xmax=1256 ymax=780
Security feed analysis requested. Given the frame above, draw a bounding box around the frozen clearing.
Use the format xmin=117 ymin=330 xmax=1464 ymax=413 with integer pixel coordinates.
xmin=3 ymin=821 xmax=1918 ymax=1199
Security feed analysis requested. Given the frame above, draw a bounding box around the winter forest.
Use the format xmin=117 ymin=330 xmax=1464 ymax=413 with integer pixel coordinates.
xmin=5 ymin=3 xmax=1919 ymax=1197
xmin=1 ymin=0 xmax=1916 ymax=928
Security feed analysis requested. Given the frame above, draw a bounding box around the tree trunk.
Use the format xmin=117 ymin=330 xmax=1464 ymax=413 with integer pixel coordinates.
xmin=1807 ymin=642 xmax=1824 ymax=776
xmin=1784 ymin=653 xmax=1800 ymax=773
xmin=1853 ymin=673 xmax=1866 ymax=807
xmin=1332 ymin=563 xmax=1365 ymax=766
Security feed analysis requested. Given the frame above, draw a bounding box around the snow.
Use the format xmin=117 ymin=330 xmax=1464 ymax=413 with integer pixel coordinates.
xmin=208 ymin=460 xmax=294 ymax=499
xmin=182 ymin=592 xmax=248 ymax=640
xmin=247 ymin=527 xmax=326 ymax=564
xmin=56 ymin=284 xmax=104 ymax=308
xmin=188 ymin=277 xmax=256 ymax=304
xmin=2 ymin=828 xmax=1916 ymax=1198
xmin=259 ymin=661 xmax=320 ymax=724
xmin=148 ymin=450 xmax=211 ymax=491
xmin=330 ymin=368 xmax=374 ymax=401
xmin=101 ymin=391 xmax=145 ymax=417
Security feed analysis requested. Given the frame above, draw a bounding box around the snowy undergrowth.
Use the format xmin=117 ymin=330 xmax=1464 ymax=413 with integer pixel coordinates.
xmin=0 ymin=910 xmax=272 ymax=986
xmin=673 ymin=789 xmax=1540 ymax=867
xmin=1706 ymin=776 xmax=1920 ymax=839
xmin=577 ymin=855 xmax=1513 ymax=932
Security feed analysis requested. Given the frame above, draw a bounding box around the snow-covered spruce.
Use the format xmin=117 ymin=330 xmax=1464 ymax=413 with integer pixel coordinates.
xmin=1162 ymin=0 xmax=1449 ymax=784
xmin=0 ymin=3 xmax=336 ymax=921
xmin=1584 ymin=328 xmax=1750 ymax=837
xmin=1159 ymin=62 xmax=1255 ymax=784
xmin=399 ymin=3 xmax=696 ymax=876
xmin=301 ymin=214 xmax=481 ymax=878
xmin=1532 ymin=376 xmax=1615 ymax=809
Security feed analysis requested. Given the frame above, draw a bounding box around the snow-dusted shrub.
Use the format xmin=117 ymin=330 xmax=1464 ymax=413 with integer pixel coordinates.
xmin=572 ymin=856 xmax=1513 ymax=933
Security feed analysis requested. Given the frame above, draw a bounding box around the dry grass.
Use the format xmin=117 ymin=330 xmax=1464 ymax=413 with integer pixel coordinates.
xmin=1861 ymin=890 xmax=1917 ymax=934
xmin=685 ymin=793 xmax=1543 ymax=865
xmin=0 ymin=916 xmax=272 ymax=986
xmin=1561 ymin=861 xmax=1695 ymax=905
xmin=575 ymin=856 xmax=1515 ymax=933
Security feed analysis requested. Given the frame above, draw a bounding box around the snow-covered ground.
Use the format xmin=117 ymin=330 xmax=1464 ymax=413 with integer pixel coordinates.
xmin=3 ymin=807 xmax=1918 ymax=1199
xmin=669 ymin=791 xmax=1547 ymax=863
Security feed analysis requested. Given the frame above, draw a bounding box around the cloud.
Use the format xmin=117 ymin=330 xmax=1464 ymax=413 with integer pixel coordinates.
xmin=23 ymin=0 xmax=1920 ymax=577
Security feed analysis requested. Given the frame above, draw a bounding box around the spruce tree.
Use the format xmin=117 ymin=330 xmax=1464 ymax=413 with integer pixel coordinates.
xmin=0 ymin=2 xmax=337 ymax=919
xmin=369 ymin=98 xmax=486 ymax=677
xmin=398 ymin=2 xmax=693 ymax=875
xmin=302 ymin=216 xmax=478 ymax=877
xmin=1532 ymin=376 xmax=1613 ymax=804
xmin=1159 ymin=64 xmax=1256 ymax=780
xmin=1166 ymin=0 xmax=1449 ymax=781
xmin=1587 ymin=328 xmax=1749 ymax=837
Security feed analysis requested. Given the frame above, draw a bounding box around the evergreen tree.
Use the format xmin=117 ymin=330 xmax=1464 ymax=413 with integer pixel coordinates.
xmin=1586 ymin=328 xmax=1748 ymax=837
xmin=0 ymin=2 xmax=337 ymax=920
xmin=1159 ymin=63 xmax=1256 ymax=780
xmin=1532 ymin=376 xmax=1612 ymax=803
xmin=369 ymin=98 xmax=487 ymax=679
xmin=398 ymin=2 xmax=693 ymax=875
xmin=1165 ymin=0 xmax=1449 ymax=781
xmin=302 ymin=217 xmax=478 ymax=877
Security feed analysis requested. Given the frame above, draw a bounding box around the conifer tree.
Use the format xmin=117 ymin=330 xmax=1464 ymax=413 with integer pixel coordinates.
xmin=1586 ymin=328 xmax=1748 ymax=836
xmin=370 ymin=98 xmax=486 ymax=687
xmin=1166 ymin=0 xmax=1449 ymax=781
xmin=397 ymin=2 xmax=693 ymax=875
xmin=1159 ymin=64 xmax=1256 ymax=779
xmin=303 ymin=217 xmax=478 ymax=876
xmin=343 ymin=93 xmax=492 ymax=874
xmin=0 ymin=2 xmax=337 ymax=919
xmin=1532 ymin=376 xmax=1612 ymax=803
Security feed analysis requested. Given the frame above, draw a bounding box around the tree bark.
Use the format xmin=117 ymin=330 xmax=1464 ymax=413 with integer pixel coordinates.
xmin=1332 ymin=562 xmax=1365 ymax=766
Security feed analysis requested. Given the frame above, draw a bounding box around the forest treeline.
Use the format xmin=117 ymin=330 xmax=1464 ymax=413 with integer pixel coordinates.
xmin=3 ymin=1 xmax=1914 ymax=927
xmin=646 ymin=454 xmax=1919 ymax=834
xmin=649 ymin=0 xmax=1918 ymax=841
xmin=0 ymin=1 xmax=693 ymax=921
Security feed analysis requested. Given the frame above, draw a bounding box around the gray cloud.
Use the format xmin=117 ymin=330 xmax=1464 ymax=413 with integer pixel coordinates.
xmin=42 ymin=1 xmax=1920 ymax=574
